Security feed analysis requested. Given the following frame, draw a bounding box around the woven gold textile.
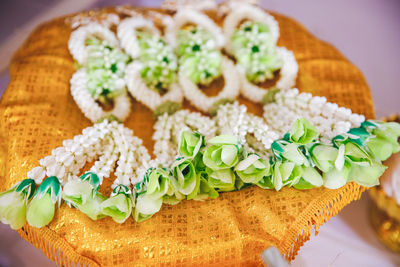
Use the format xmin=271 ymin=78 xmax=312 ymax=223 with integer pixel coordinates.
xmin=0 ymin=7 xmax=375 ymax=266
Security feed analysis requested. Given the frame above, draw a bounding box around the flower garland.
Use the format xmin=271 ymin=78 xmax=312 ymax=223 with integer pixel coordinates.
xmin=119 ymin=17 xmax=184 ymax=112
xmin=178 ymin=56 xmax=240 ymax=112
xmin=69 ymin=23 xmax=132 ymax=122
xmin=164 ymin=7 xmax=224 ymax=49
xmin=223 ymin=3 xmax=298 ymax=103
xmin=1 ymin=116 xmax=398 ymax=228
xmin=162 ymin=8 xmax=241 ymax=113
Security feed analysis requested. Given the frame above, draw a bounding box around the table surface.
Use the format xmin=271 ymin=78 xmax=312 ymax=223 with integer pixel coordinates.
xmin=0 ymin=1 xmax=399 ymax=266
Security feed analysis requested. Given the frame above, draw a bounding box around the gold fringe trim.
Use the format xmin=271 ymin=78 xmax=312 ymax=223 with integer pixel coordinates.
xmin=280 ymin=182 xmax=366 ymax=261
xmin=18 ymin=225 xmax=100 ymax=267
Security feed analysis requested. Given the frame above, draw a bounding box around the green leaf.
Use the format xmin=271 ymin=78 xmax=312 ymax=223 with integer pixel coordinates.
xmin=15 ymin=179 xmax=36 ymax=200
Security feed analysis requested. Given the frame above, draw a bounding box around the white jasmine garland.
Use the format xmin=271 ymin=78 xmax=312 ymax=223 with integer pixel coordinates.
xmin=216 ymin=102 xmax=278 ymax=157
xmin=178 ymin=56 xmax=240 ymax=113
xmin=70 ymin=69 xmax=131 ymax=122
xmin=111 ymin=124 xmax=151 ymax=186
xmin=165 ymin=7 xmax=224 ymax=49
xmin=263 ymin=88 xmax=365 ymax=142
xmin=117 ymin=17 xmax=161 ymax=59
xmin=125 ymin=62 xmax=183 ymax=111
xmin=68 ymin=23 xmax=119 ymax=65
xmin=238 ymin=47 xmax=298 ymax=103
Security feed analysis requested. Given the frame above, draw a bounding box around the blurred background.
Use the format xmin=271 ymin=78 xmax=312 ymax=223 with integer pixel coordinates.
xmin=0 ymin=0 xmax=399 ymax=266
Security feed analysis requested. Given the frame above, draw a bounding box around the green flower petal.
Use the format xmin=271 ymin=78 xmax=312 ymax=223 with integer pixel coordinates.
xmin=26 ymin=192 xmax=55 ymax=228
xmin=187 ymin=172 xmax=219 ymax=201
xmin=135 ymin=194 xmax=163 ymax=216
xmin=290 ymin=118 xmax=318 ymax=144
xmin=301 ymin=166 xmax=323 ymax=187
xmin=349 ymin=161 xmax=387 ymax=187
xmin=367 ymin=136 xmax=398 ymax=161
xmin=76 ymin=193 xmax=107 ymax=220
xmin=0 ymin=190 xmax=27 ymax=230
xmin=207 ymin=168 xmax=236 ymax=192
xmin=171 ymin=158 xmax=197 ymax=195
xmin=62 ymin=179 xmax=93 ymax=205
xmin=144 ymin=168 xmax=169 ymax=199
xmin=178 ymin=131 xmax=204 ymax=158
xmin=203 ymin=136 xmax=240 ymax=171
xmin=281 ymin=143 xmax=307 ymax=165
xmin=272 ymin=161 xmax=295 ymax=191
xmin=310 ymin=144 xmax=338 ymax=173
xmin=100 ymin=193 xmax=133 ymax=223
xmin=235 ymin=154 xmax=271 ymax=184
xmin=323 ymin=161 xmax=351 ymax=189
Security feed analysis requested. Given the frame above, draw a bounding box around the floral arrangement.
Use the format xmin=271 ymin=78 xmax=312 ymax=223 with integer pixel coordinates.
xmin=0 ymin=1 xmax=399 ymax=230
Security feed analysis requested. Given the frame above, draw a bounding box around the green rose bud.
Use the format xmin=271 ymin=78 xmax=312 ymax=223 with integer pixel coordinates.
xmin=367 ymin=136 xmax=396 ymax=161
xmin=0 ymin=179 xmax=35 ymax=230
xmin=26 ymin=176 xmax=61 ymax=228
xmin=133 ymin=168 xmax=169 ymax=222
xmin=235 ymin=154 xmax=271 ymax=184
xmin=348 ymin=161 xmax=387 ymax=187
xmin=178 ymin=131 xmax=205 ymax=158
xmin=256 ymin=175 xmax=274 ymax=189
xmin=100 ymin=185 xmax=133 ymax=224
xmin=187 ymin=172 xmax=219 ymax=201
xmin=290 ymin=118 xmax=319 ymax=145
xmin=293 ymin=166 xmax=323 ymax=190
xmin=203 ymin=135 xmax=240 ymax=170
xmin=343 ymin=142 xmax=371 ymax=166
xmin=171 ymin=157 xmax=197 ymax=195
xmin=281 ymin=143 xmax=308 ymax=166
xmin=310 ymin=144 xmax=345 ymax=173
xmin=323 ymin=161 xmax=351 ymax=189
xmin=62 ymin=179 xmax=93 ymax=206
xmin=271 ymin=161 xmax=295 ymax=191
xmin=207 ymin=168 xmax=236 ymax=192
xmin=366 ymin=121 xmax=400 ymax=161
xmin=62 ymin=173 xmax=105 ymax=220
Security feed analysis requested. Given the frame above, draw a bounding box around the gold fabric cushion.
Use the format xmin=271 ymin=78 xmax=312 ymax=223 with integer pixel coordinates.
xmin=0 ymin=7 xmax=374 ymax=266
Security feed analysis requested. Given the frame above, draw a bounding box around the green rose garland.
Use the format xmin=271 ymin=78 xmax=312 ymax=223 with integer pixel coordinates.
xmin=0 ymin=118 xmax=399 ymax=229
